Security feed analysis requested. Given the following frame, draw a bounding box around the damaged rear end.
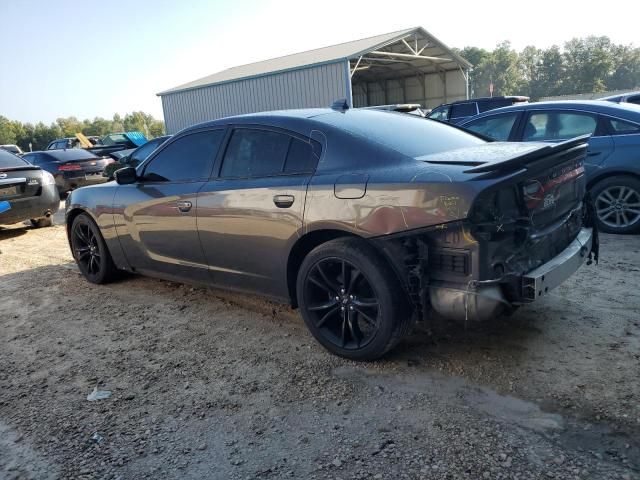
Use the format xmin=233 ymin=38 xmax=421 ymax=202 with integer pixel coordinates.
xmin=378 ymin=135 xmax=597 ymax=323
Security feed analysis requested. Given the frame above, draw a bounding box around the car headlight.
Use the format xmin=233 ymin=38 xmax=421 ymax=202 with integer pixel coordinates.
xmin=41 ymin=170 xmax=56 ymax=185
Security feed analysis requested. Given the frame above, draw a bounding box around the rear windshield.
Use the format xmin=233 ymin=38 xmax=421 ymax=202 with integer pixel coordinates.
xmin=318 ymin=110 xmax=485 ymax=158
xmin=46 ymin=149 xmax=99 ymax=161
xmin=0 ymin=149 xmax=30 ymax=169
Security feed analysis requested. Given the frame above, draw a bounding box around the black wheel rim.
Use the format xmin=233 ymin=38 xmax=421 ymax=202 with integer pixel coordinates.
xmin=72 ymin=221 xmax=101 ymax=276
xmin=303 ymin=257 xmax=380 ymax=350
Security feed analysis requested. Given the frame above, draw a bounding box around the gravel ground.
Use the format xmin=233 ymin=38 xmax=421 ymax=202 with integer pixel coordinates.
xmin=1 ymin=208 xmax=639 ymax=480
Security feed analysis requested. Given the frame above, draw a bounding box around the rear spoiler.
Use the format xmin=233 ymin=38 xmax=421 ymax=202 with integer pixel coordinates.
xmin=464 ymin=135 xmax=591 ymax=175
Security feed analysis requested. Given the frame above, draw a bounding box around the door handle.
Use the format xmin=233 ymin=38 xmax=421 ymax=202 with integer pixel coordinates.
xmin=586 ymin=151 xmax=599 ymax=157
xmin=273 ymin=194 xmax=294 ymax=208
xmin=177 ymin=200 xmax=192 ymax=212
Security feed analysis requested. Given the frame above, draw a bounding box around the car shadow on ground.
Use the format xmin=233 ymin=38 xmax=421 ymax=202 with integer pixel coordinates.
xmin=0 ymin=225 xmax=30 ymax=241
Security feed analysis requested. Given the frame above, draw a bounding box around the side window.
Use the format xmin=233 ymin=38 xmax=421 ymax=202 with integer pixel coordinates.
xmin=220 ymin=129 xmax=317 ymax=178
xmin=626 ymin=95 xmax=640 ymax=105
xmin=25 ymin=154 xmax=39 ymax=165
xmin=522 ymin=112 xmax=597 ymax=141
xmin=284 ymin=138 xmax=316 ymax=173
xmin=463 ymin=113 xmax=519 ymax=141
xmin=428 ymin=106 xmax=450 ymax=121
xmin=142 ymin=130 xmax=223 ymax=182
xmin=450 ymin=102 xmax=477 ymax=119
xmin=607 ymin=118 xmax=640 ymax=135
xmin=130 ymin=140 xmax=160 ymax=166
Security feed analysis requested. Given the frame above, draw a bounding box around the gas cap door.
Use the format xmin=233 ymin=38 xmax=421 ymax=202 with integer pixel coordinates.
xmin=334 ymin=173 xmax=369 ymax=199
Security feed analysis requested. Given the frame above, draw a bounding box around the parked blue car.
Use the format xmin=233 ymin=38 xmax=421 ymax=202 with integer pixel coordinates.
xmin=459 ymin=100 xmax=640 ymax=234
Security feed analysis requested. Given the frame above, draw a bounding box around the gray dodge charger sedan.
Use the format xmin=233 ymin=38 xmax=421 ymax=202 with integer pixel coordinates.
xmin=65 ymin=107 xmax=598 ymax=360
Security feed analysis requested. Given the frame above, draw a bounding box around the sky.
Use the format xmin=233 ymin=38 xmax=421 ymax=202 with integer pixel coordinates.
xmin=1 ymin=0 xmax=638 ymax=124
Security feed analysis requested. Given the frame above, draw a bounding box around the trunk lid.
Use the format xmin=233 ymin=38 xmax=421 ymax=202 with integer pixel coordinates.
xmin=0 ymin=167 xmax=44 ymax=200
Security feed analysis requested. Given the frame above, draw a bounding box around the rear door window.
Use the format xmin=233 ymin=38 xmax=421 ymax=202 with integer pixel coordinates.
xmin=606 ymin=118 xmax=640 ymax=135
xmin=450 ymin=102 xmax=478 ymax=119
xmin=220 ymin=128 xmax=318 ymax=179
xmin=522 ymin=111 xmax=597 ymax=141
xmin=463 ymin=113 xmax=519 ymax=141
xmin=142 ymin=130 xmax=224 ymax=182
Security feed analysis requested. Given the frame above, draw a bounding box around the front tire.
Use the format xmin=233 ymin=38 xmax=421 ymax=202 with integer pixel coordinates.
xmin=296 ymin=237 xmax=412 ymax=361
xmin=70 ymin=213 xmax=119 ymax=284
xmin=592 ymin=176 xmax=640 ymax=234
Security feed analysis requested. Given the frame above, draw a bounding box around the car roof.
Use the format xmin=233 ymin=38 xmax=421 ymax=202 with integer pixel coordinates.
xmin=599 ymin=90 xmax=640 ymax=100
xmin=26 ymin=149 xmax=99 ymax=160
xmin=178 ymin=107 xmax=488 ymax=153
xmin=459 ymin=100 xmax=640 ymax=124
xmin=439 ymin=96 xmax=529 ymax=107
xmin=180 ymin=108 xmax=342 ymax=135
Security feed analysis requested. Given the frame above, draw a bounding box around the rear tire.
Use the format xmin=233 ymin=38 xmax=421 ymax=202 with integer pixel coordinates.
xmin=30 ymin=217 xmax=53 ymax=228
xmin=70 ymin=213 xmax=119 ymax=284
xmin=592 ymin=176 xmax=640 ymax=234
xmin=296 ymin=237 xmax=412 ymax=361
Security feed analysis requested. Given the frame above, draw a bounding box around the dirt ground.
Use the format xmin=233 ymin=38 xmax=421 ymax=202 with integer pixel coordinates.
xmin=1 ymin=205 xmax=639 ymax=480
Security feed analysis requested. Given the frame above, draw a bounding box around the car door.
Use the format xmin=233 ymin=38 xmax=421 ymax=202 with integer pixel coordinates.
xmin=601 ymin=116 xmax=640 ymax=174
xmin=518 ymin=109 xmax=613 ymax=173
xmin=112 ymin=128 xmax=225 ymax=283
xmin=197 ymin=126 xmax=319 ymax=299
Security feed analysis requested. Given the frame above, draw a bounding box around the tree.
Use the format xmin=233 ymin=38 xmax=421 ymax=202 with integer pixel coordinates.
xmin=456 ymin=46 xmax=492 ymax=98
xmin=112 ymin=113 xmax=124 ymax=133
xmin=3 ymin=112 xmax=164 ymax=152
xmin=56 ymin=116 xmax=83 ymax=137
xmin=608 ymin=45 xmax=640 ymax=91
xmin=487 ymin=41 xmax=523 ymax=96
xmin=0 ymin=116 xmax=18 ymax=144
xmin=518 ymin=46 xmax=542 ymax=98
xmin=563 ymin=36 xmax=616 ymax=93
xmin=533 ymin=45 xmax=566 ymax=98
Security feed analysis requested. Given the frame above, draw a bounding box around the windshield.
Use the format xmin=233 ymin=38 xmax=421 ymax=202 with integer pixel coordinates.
xmin=0 ymin=149 xmax=31 ymax=169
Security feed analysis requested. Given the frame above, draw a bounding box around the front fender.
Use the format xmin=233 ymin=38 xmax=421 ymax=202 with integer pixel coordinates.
xmin=65 ymin=185 xmax=130 ymax=271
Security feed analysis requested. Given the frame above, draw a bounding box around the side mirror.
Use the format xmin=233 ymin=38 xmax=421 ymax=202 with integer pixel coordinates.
xmin=114 ymin=166 xmax=137 ymax=185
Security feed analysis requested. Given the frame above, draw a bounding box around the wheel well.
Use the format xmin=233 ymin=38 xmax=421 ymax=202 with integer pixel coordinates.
xmin=65 ymin=208 xmax=86 ymax=236
xmin=286 ymin=229 xmax=355 ymax=308
xmin=588 ymin=171 xmax=640 ymax=190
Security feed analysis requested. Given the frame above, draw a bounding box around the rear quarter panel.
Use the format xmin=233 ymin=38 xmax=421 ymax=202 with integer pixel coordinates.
xmin=304 ymin=130 xmax=482 ymax=236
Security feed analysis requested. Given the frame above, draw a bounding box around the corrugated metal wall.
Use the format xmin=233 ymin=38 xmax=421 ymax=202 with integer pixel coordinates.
xmin=351 ymin=70 xmax=467 ymax=109
xmin=160 ymin=61 xmax=348 ymax=133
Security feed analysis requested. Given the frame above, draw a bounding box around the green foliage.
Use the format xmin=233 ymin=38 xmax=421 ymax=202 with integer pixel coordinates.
xmin=1 ymin=113 xmax=165 ymax=152
xmin=455 ymin=36 xmax=640 ymax=100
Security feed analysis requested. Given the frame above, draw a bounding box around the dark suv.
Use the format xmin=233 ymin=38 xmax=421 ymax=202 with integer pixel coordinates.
xmin=428 ymin=96 xmax=529 ymax=124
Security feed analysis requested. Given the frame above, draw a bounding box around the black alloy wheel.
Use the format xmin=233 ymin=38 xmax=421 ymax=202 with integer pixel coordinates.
xmin=297 ymin=237 xmax=413 ymax=360
xmin=70 ymin=213 xmax=118 ymax=283
xmin=305 ymin=257 xmax=379 ymax=350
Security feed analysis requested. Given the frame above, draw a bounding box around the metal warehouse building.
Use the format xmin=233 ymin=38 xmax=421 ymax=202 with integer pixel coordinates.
xmin=158 ymin=26 xmax=471 ymax=134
